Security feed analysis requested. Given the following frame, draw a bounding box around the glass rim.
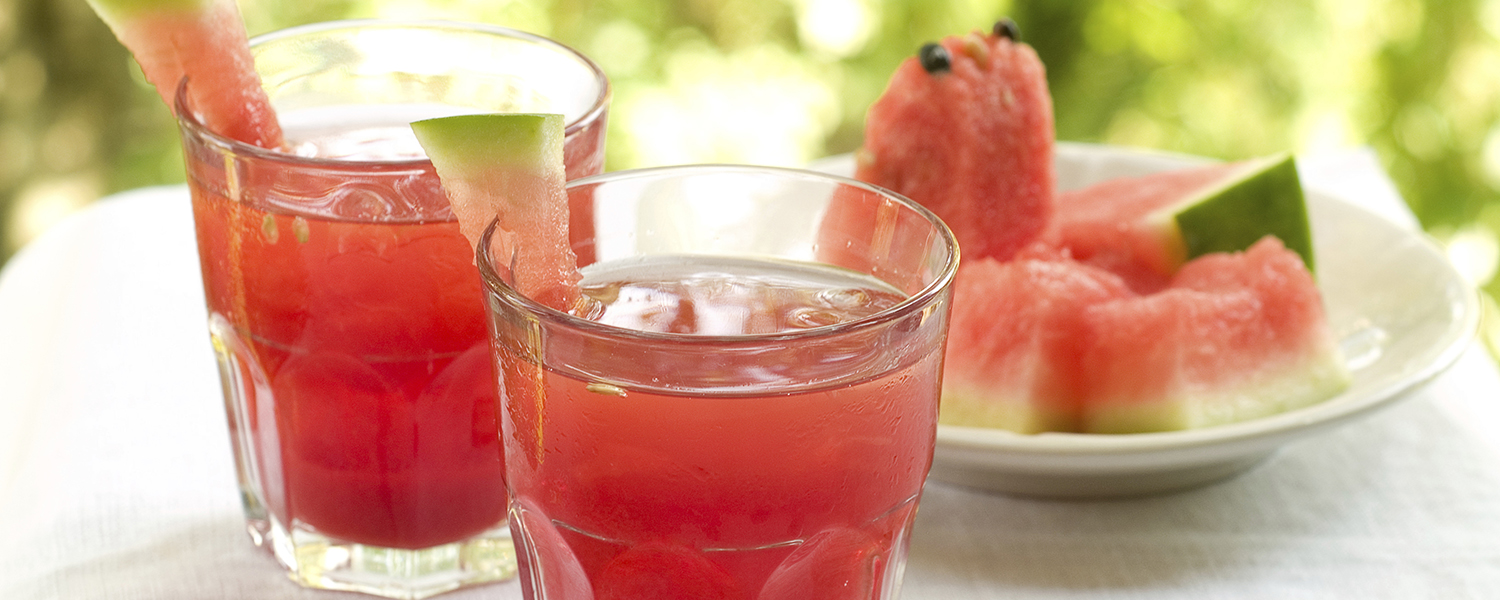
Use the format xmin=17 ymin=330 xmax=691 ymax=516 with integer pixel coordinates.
xmin=172 ymin=18 xmax=611 ymax=169
xmin=477 ymin=163 xmax=961 ymax=344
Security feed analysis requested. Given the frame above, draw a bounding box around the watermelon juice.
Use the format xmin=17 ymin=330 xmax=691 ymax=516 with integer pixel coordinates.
xmin=191 ymin=180 xmax=503 ymax=550
xmin=175 ymin=20 xmax=609 ymax=598
xmin=479 ymin=166 xmax=960 ymax=600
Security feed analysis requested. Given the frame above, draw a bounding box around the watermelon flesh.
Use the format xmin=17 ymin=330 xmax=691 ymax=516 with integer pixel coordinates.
xmin=940 ymin=236 xmax=1348 ymax=435
xmin=1079 ymin=237 xmax=1350 ymax=433
xmin=855 ymin=28 xmax=1055 ymax=263
xmin=1056 ymin=154 xmax=1315 ymax=294
xmin=940 ymin=246 xmax=1134 ymax=433
xmin=1055 ymin=162 xmax=1242 ymax=293
xmin=411 ymin=113 xmax=580 ymax=312
xmin=88 ymin=0 xmax=283 ymax=148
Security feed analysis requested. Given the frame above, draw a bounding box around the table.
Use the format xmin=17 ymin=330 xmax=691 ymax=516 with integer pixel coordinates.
xmin=4 ymin=150 xmax=1500 ymax=599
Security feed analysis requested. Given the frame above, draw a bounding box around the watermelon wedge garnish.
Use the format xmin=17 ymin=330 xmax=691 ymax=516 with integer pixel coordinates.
xmin=86 ymin=0 xmax=282 ymax=148
xmin=410 ymin=113 xmax=580 ymax=312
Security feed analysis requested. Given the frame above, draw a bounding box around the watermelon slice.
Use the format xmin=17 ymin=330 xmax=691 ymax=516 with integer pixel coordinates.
xmin=1056 ymin=154 xmax=1314 ymax=292
xmin=1079 ymin=237 xmax=1350 ymax=433
xmin=939 ymin=246 xmax=1134 ymax=433
xmin=87 ymin=0 xmax=282 ymax=148
xmin=855 ymin=20 xmax=1055 ymax=262
xmin=410 ymin=113 xmax=580 ymax=311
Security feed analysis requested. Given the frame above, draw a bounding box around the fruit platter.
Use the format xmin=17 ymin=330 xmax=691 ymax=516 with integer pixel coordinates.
xmin=818 ymin=142 xmax=1479 ymax=498
xmin=798 ymin=20 xmax=1482 ymax=498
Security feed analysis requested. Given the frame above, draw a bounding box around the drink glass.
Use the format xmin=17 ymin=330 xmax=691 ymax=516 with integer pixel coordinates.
xmin=479 ymin=165 xmax=958 ymax=600
xmin=175 ymin=20 xmax=609 ymax=599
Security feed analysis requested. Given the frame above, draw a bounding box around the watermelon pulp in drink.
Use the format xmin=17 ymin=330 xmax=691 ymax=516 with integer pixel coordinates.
xmin=489 ymin=255 xmax=948 ymax=600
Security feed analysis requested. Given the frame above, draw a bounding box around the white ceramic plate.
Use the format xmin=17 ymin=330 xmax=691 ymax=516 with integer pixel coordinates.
xmin=813 ymin=143 xmax=1481 ymax=498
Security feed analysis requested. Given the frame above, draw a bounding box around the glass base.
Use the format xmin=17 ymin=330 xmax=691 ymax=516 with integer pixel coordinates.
xmin=244 ymin=513 xmax=518 ymax=599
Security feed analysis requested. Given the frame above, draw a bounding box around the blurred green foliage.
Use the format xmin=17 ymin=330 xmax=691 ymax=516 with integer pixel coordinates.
xmin=2 ymin=0 xmax=1498 ymax=355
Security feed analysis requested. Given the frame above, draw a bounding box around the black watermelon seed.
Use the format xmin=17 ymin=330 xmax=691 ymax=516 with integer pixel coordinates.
xmin=994 ymin=18 xmax=1020 ymax=42
xmin=918 ymin=42 xmax=951 ymax=74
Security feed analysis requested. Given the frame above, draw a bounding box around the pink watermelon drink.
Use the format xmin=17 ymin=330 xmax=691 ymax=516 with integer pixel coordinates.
xmin=473 ymin=165 xmax=958 ymax=600
xmin=194 ymin=194 xmax=503 ymax=548
xmin=175 ymin=21 xmax=609 ymax=598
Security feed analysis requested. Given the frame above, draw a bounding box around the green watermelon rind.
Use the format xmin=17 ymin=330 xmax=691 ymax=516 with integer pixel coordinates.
xmin=411 ymin=113 xmax=566 ymax=175
xmin=1082 ymin=344 xmax=1352 ymax=434
xmin=940 ymin=387 xmax=1076 ymax=435
xmin=1167 ymin=154 xmax=1316 ymax=273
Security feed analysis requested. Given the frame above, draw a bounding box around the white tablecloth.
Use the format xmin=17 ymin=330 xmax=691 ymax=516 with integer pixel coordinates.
xmin=3 ymin=149 xmax=1499 ymax=599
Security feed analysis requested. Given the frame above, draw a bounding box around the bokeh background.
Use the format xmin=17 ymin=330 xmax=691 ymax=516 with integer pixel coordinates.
xmin=3 ymin=0 xmax=1498 ymax=355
